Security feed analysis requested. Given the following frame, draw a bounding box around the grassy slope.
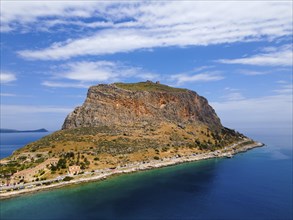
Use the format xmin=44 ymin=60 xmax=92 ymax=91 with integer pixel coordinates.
xmin=0 ymin=123 xmax=244 ymax=183
xmin=114 ymin=82 xmax=188 ymax=92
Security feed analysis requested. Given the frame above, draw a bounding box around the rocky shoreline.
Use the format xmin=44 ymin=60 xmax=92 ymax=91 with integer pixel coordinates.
xmin=0 ymin=140 xmax=264 ymax=200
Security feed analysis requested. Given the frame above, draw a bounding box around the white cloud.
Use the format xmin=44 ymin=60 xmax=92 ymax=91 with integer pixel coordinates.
xmin=214 ymin=83 xmax=292 ymax=131
xmin=42 ymin=81 xmax=90 ymax=88
xmin=18 ymin=29 xmax=162 ymax=60
xmin=170 ymin=72 xmax=224 ymax=85
xmin=222 ymin=92 xmax=246 ymax=101
xmin=237 ymin=69 xmax=270 ymax=75
xmin=0 ymin=72 xmax=17 ymax=83
xmin=43 ymin=62 xmax=221 ymax=88
xmin=211 ymin=93 xmax=292 ymax=133
xmin=274 ymin=84 xmax=293 ymax=94
xmin=224 ymin=87 xmax=240 ymax=92
xmin=222 ymin=88 xmax=245 ymax=101
xmin=0 ymin=93 xmax=33 ymax=98
xmin=276 ymin=80 xmax=288 ymax=84
xmin=4 ymin=1 xmax=290 ymax=60
xmin=60 ymin=61 xmax=158 ymax=82
xmin=0 ymin=93 xmax=16 ymax=97
xmin=0 ymin=105 xmax=72 ymax=114
xmin=42 ymin=19 xmax=114 ymax=30
xmin=0 ymin=1 xmax=101 ymax=32
xmin=43 ymin=61 xmax=158 ymax=88
xmin=218 ymin=44 xmax=293 ymax=66
xmin=0 ymin=105 xmax=74 ymax=130
xmin=61 ymin=61 xmax=119 ymax=81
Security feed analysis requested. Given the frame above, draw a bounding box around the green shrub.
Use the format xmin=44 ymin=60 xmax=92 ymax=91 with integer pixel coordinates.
xmin=63 ymin=176 xmax=74 ymax=181
xmin=18 ymin=156 xmax=27 ymax=161
xmin=162 ymin=147 xmax=168 ymax=152
xmin=35 ymin=158 xmax=44 ymax=163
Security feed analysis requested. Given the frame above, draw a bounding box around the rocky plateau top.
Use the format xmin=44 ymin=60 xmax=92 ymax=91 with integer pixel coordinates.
xmin=62 ymin=81 xmax=222 ymax=131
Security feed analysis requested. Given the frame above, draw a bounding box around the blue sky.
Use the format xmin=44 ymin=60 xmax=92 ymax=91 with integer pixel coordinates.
xmin=0 ymin=1 xmax=292 ymax=135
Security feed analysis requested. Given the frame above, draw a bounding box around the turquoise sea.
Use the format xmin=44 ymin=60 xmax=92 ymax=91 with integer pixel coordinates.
xmin=0 ymin=131 xmax=292 ymax=220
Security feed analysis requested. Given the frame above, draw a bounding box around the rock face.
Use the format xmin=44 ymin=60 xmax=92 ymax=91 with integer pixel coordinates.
xmin=1 ymin=82 xmax=252 ymax=187
xmin=62 ymin=81 xmax=222 ymax=131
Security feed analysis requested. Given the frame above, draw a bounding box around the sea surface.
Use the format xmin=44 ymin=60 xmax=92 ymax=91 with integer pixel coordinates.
xmin=0 ymin=132 xmax=52 ymax=159
xmin=0 ymin=132 xmax=292 ymax=220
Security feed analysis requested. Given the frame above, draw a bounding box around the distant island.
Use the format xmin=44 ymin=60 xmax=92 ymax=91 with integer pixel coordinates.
xmin=0 ymin=81 xmax=263 ymax=199
xmin=0 ymin=128 xmax=48 ymax=133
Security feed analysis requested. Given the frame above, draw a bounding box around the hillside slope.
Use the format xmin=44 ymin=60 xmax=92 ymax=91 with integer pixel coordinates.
xmin=0 ymin=82 xmax=247 ymax=182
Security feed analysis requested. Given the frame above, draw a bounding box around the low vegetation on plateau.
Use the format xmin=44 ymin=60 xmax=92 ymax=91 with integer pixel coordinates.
xmin=114 ymin=81 xmax=188 ymax=92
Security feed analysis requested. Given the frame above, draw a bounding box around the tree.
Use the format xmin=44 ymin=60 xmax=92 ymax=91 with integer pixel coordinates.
xmin=57 ymin=158 xmax=67 ymax=169
xmin=84 ymin=157 xmax=90 ymax=166
xmin=80 ymin=162 xmax=86 ymax=170
xmin=50 ymin=165 xmax=57 ymax=171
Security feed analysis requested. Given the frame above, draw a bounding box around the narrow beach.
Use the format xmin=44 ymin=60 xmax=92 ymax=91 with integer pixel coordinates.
xmin=0 ymin=140 xmax=264 ymax=199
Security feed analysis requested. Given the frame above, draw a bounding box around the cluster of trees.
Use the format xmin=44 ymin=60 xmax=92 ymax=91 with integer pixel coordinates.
xmin=50 ymin=151 xmax=90 ymax=172
xmin=194 ymin=139 xmax=217 ymax=151
xmin=50 ymin=158 xmax=66 ymax=171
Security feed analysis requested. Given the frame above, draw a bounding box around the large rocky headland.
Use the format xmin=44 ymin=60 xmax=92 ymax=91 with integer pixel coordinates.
xmin=0 ymin=81 xmax=261 ymax=197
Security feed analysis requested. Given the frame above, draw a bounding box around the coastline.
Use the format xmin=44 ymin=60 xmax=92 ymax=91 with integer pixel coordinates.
xmin=0 ymin=140 xmax=264 ymax=200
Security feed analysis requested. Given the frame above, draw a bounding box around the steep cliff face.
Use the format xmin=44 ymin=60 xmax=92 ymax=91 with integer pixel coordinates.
xmin=3 ymin=82 xmax=246 ymax=176
xmin=62 ymin=82 xmax=222 ymax=131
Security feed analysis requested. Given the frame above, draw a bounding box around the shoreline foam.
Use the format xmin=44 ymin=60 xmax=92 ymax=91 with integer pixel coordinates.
xmin=0 ymin=140 xmax=264 ymax=200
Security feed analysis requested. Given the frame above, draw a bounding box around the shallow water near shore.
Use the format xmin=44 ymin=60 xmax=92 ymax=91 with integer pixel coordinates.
xmin=0 ymin=132 xmax=292 ymax=220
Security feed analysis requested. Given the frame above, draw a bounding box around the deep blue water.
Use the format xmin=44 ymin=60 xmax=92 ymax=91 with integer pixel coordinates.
xmin=0 ymin=132 xmax=51 ymax=159
xmin=0 ymin=132 xmax=292 ymax=220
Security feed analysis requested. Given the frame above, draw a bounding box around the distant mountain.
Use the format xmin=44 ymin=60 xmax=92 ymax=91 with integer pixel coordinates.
xmin=0 ymin=128 xmax=48 ymax=133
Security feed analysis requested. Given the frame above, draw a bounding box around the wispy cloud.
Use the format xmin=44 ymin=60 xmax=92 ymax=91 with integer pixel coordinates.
xmin=0 ymin=72 xmax=17 ymax=83
xmin=221 ymin=88 xmax=245 ymax=101
xmin=211 ymin=93 xmax=292 ymax=131
xmin=276 ymin=80 xmax=288 ymax=84
xmin=0 ymin=93 xmax=16 ymax=97
xmin=222 ymin=92 xmax=246 ymax=101
xmin=0 ymin=105 xmax=73 ymax=114
xmin=61 ymin=61 xmax=120 ymax=82
xmin=43 ymin=62 xmax=223 ymax=88
xmin=0 ymin=1 xmax=100 ymax=32
xmin=43 ymin=61 xmax=158 ymax=88
xmin=42 ymin=81 xmax=90 ymax=88
xmin=237 ymin=69 xmax=271 ymax=75
xmin=274 ymin=84 xmax=292 ymax=94
xmin=0 ymin=93 xmax=34 ymax=98
xmin=7 ymin=1 xmax=291 ymax=60
xmin=170 ymin=72 xmax=224 ymax=85
xmin=224 ymin=87 xmax=240 ymax=92
xmin=218 ymin=44 xmax=293 ymax=66
xmin=0 ymin=105 xmax=74 ymax=130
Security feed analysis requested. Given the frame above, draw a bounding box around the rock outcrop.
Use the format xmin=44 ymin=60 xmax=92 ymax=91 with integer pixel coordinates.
xmin=1 ymin=81 xmax=250 ymax=186
xmin=62 ymin=81 xmax=222 ymax=131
